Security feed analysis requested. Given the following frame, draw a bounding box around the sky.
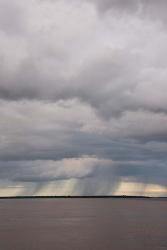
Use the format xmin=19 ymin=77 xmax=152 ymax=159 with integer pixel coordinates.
xmin=0 ymin=0 xmax=167 ymax=197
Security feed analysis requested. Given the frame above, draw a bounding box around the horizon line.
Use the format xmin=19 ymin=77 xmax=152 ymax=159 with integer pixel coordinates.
xmin=0 ymin=195 xmax=167 ymax=199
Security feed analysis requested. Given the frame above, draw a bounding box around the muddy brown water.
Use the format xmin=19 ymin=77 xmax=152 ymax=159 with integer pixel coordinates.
xmin=0 ymin=198 xmax=166 ymax=250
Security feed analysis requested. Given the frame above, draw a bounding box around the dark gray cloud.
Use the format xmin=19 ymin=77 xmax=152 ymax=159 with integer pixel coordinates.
xmin=90 ymin=0 xmax=140 ymax=13
xmin=0 ymin=99 xmax=167 ymax=194
xmin=0 ymin=0 xmax=167 ymax=196
xmin=91 ymin=0 xmax=167 ymax=23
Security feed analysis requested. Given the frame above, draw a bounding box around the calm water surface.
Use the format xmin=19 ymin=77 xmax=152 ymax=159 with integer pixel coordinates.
xmin=0 ymin=198 xmax=166 ymax=250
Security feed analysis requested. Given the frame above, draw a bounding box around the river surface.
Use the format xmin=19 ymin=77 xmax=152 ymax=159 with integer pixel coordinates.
xmin=0 ymin=198 xmax=166 ymax=250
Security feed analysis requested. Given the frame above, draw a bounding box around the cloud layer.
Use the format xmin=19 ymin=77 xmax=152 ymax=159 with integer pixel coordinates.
xmin=0 ymin=0 xmax=167 ymax=196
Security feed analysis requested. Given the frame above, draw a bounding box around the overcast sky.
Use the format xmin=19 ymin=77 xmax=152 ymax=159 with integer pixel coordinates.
xmin=0 ymin=0 xmax=167 ymax=196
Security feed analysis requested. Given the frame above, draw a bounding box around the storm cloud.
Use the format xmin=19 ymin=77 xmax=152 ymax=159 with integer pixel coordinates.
xmin=0 ymin=0 xmax=167 ymax=196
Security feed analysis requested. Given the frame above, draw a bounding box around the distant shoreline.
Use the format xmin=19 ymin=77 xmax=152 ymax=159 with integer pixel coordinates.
xmin=0 ymin=195 xmax=167 ymax=199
